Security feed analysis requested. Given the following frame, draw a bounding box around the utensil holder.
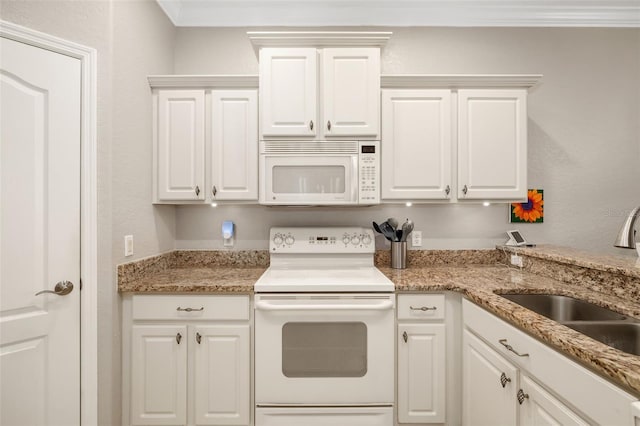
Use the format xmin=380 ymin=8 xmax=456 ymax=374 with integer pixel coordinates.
xmin=391 ymin=241 xmax=407 ymax=269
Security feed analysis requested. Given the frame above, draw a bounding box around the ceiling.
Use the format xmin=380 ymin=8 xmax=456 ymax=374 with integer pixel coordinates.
xmin=156 ymin=0 xmax=640 ymax=27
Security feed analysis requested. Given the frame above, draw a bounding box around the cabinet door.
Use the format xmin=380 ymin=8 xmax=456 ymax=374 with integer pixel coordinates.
xmin=381 ymin=89 xmax=452 ymax=200
xmin=322 ymin=48 xmax=380 ymax=137
xmin=193 ymin=325 xmax=250 ymax=425
xmin=131 ymin=325 xmax=187 ymax=426
xmin=260 ymin=48 xmax=317 ymax=137
xmin=157 ymin=90 xmax=205 ymax=201
xmin=462 ymin=329 xmax=518 ymax=426
xmin=632 ymin=401 xmax=640 ymax=426
xmin=210 ymin=90 xmax=258 ymax=201
xmin=519 ymin=375 xmax=589 ymax=426
xmin=397 ymin=323 xmax=446 ymax=423
xmin=457 ymin=89 xmax=527 ymax=200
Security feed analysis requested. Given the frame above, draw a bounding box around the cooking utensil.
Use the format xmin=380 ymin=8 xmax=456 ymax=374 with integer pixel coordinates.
xmin=387 ymin=217 xmax=399 ymax=232
xmin=401 ymin=220 xmax=414 ymax=242
xmin=379 ymin=221 xmax=397 ymax=242
xmin=372 ymin=221 xmax=382 ymax=234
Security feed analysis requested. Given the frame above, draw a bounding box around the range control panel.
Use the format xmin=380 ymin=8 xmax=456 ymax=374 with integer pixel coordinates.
xmin=270 ymin=227 xmax=375 ymax=253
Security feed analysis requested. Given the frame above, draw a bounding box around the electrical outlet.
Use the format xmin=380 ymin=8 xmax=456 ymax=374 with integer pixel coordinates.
xmin=124 ymin=235 xmax=134 ymax=257
xmin=411 ymin=231 xmax=422 ymax=247
xmin=510 ymin=254 xmax=523 ymax=268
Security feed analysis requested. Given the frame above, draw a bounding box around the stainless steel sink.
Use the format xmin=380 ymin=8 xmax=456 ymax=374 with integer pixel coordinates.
xmin=499 ymin=293 xmax=640 ymax=356
xmin=500 ymin=294 xmax=629 ymax=321
xmin=564 ymin=323 xmax=640 ymax=356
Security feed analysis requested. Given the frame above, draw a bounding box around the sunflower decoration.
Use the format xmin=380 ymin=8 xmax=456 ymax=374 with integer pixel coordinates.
xmin=511 ymin=189 xmax=544 ymax=223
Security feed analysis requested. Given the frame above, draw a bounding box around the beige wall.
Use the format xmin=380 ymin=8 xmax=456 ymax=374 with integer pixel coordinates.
xmin=173 ymin=27 xmax=640 ymax=255
xmin=1 ymin=1 xmax=175 ymax=424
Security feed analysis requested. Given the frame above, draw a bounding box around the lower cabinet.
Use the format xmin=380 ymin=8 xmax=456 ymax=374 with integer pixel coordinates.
xmin=124 ymin=295 xmax=251 ymax=426
xmin=463 ymin=299 xmax=637 ymax=426
xmin=397 ymin=294 xmax=447 ymax=424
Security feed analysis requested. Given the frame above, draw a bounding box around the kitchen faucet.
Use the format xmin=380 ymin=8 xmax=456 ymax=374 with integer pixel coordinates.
xmin=614 ymin=206 xmax=640 ymax=256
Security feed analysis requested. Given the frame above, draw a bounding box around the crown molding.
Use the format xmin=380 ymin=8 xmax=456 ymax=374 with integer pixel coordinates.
xmin=247 ymin=31 xmax=392 ymax=48
xmin=381 ymin=74 xmax=543 ymax=89
xmin=156 ymin=0 xmax=640 ymax=28
xmin=148 ymin=75 xmax=259 ymax=89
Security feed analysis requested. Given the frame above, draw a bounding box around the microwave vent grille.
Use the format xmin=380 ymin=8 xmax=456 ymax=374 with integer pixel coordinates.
xmin=262 ymin=141 xmax=359 ymax=154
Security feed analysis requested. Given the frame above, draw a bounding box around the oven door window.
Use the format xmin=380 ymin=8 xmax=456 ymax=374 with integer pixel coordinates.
xmin=282 ymin=322 xmax=367 ymax=378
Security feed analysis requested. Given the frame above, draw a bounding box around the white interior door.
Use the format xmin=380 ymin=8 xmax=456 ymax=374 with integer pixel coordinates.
xmin=0 ymin=36 xmax=81 ymax=425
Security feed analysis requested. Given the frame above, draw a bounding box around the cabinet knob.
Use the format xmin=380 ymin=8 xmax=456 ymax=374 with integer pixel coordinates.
xmin=309 ymin=120 xmax=314 ymax=131
xmin=212 ymin=185 xmax=217 ymax=197
xmin=196 ymin=332 xmax=202 ymax=344
xmin=462 ymin=185 xmax=468 ymax=195
xmin=195 ymin=185 xmax=201 ymax=196
xmin=445 ymin=185 xmax=450 ymax=196
xmin=327 ymin=120 xmax=331 ymax=131
xmin=517 ymin=389 xmax=529 ymax=405
xmin=176 ymin=333 xmax=182 ymax=345
xmin=402 ymin=331 xmax=408 ymax=343
xmin=500 ymin=372 xmax=511 ymax=388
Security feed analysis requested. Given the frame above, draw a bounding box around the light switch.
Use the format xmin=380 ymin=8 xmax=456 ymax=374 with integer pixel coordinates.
xmin=124 ymin=235 xmax=134 ymax=257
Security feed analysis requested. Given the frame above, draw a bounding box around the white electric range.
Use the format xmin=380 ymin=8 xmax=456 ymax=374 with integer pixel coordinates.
xmin=254 ymin=227 xmax=395 ymax=426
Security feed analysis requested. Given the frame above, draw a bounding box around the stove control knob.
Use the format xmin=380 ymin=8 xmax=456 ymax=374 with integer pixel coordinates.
xmin=273 ymin=235 xmax=283 ymax=245
xmin=362 ymin=234 xmax=372 ymax=245
xmin=351 ymin=236 xmax=361 ymax=245
xmin=285 ymin=236 xmax=295 ymax=245
xmin=342 ymin=235 xmax=351 ymax=245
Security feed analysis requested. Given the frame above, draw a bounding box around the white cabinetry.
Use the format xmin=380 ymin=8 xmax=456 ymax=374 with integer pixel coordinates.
xmin=380 ymin=76 xmax=539 ymax=202
xmin=397 ymin=294 xmax=446 ymax=424
xmin=463 ymin=299 xmax=638 ymax=426
xmin=123 ymin=295 xmax=251 ymax=426
xmin=381 ymin=89 xmax=452 ymax=200
xmin=259 ymin=47 xmax=380 ymax=139
xmin=151 ymin=77 xmax=259 ymax=204
xmin=157 ymin=90 xmax=206 ymax=201
xmin=457 ymin=89 xmax=527 ymax=200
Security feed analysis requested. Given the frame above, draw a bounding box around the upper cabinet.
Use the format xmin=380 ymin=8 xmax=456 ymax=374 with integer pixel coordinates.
xmin=150 ymin=76 xmax=259 ymax=204
xmin=380 ymin=76 xmax=539 ymax=203
xmin=259 ymin=47 xmax=380 ymax=139
xmin=457 ymin=89 xmax=527 ymax=200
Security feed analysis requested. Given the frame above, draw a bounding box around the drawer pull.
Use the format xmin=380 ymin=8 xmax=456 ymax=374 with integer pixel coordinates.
xmin=499 ymin=339 xmax=529 ymax=357
xmin=176 ymin=306 xmax=204 ymax=312
xmin=517 ymin=389 xmax=529 ymax=404
xmin=410 ymin=305 xmax=437 ymax=311
xmin=500 ymin=372 xmax=511 ymax=388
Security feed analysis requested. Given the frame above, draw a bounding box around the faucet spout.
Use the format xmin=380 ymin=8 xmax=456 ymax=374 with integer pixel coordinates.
xmin=614 ymin=206 xmax=640 ymax=253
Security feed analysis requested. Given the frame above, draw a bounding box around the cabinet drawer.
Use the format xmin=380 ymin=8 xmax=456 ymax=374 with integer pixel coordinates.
xmin=397 ymin=294 xmax=445 ymax=320
xmin=132 ymin=295 xmax=250 ymax=321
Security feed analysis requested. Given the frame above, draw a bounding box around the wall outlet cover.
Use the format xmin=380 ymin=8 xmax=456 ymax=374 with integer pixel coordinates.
xmin=411 ymin=231 xmax=422 ymax=247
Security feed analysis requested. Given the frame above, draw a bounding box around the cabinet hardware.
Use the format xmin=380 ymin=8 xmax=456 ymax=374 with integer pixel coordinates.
xmin=517 ymin=389 xmax=529 ymax=404
xmin=309 ymin=120 xmax=314 ymax=131
xmin=195 ymin=185 xmax=200 ymax=196
xmin=410 ymin=306 xmax=437 ymax=311
xmin=327 ymin=120 xmax=331 ymax=131
xmin=462 ymin=185 xmax=468 ymax=195
xmin=196 ymin=332 xmax=202 ymax=344
xmin=445 ymin=185 xmax=450 ymax=196
xmin=176 ymin=307 xmax=204 ymax=312
xmin=402 ymin=331 xmax=408 ymax=343
xmin=176 ymin=333 xmax=182 ymax=344
xmin=500 ymin=372 xmax=511 ymax=388
xmin=212 ymin=186 xmax=217 ymax=197
xmin=499 ymin=339 xmax=529 ymax=357
xmin=35 ymin=280 xmax=74 ymax=296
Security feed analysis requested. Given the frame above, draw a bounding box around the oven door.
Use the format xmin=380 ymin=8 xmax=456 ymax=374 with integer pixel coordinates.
xmin=260 ymin=154 xmax=358 ymax=205
xmin=254 ymin=294 xmax=395 ymax=405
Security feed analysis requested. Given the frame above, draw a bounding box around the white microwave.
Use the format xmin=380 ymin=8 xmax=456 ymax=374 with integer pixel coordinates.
xmin=259 ymin=140 xmax=380 ymax=205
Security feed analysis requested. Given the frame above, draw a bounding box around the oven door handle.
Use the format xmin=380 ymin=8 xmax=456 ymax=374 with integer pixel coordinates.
xmin=255 ymin=300 xmax=394 ymax=311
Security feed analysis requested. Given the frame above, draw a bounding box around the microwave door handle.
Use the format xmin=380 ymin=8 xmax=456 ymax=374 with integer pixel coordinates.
xmin=255 ymin=300 xmax=394 ymax=311
xmin=351 ymin=156 xmax=359 ymax=202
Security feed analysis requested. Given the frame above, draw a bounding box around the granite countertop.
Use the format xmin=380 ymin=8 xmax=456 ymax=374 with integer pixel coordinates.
xmin=382 ymin=265 xmax=640 ymax=397
xmin=117 ymin=246 xmax=640 ymax=396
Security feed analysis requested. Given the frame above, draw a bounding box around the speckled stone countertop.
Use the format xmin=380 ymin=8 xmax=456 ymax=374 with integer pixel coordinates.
xmin=117 ymin=246 xmax=640 ymax=396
